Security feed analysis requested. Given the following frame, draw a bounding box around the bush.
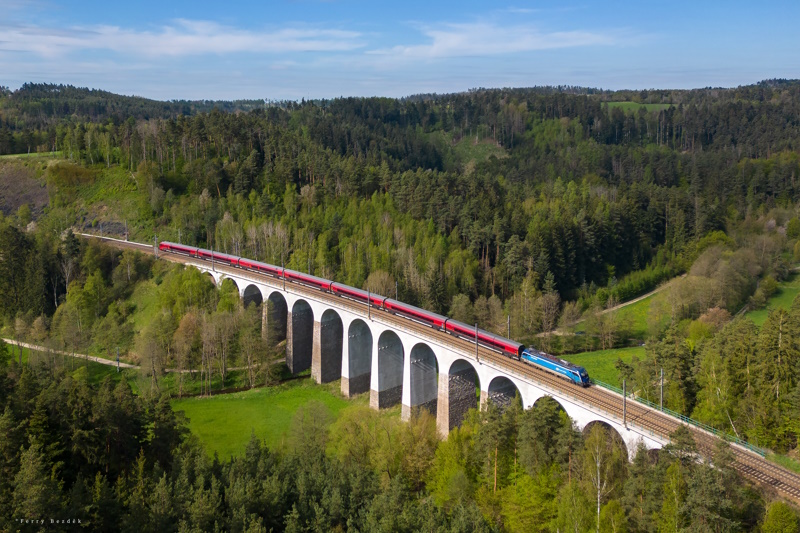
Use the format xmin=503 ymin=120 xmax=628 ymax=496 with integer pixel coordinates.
xmin=605 ymin=263 xmax=677 ymax=304
xmin=787 ymin=217 xmax=800 ymax=239
xmin=750 ymin=288 xmax=767 ymax=310
xmin=760 ymin=275 xmax=779 ymax=299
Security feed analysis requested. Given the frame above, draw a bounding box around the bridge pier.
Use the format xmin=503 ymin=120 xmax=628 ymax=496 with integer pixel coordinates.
xmin=437 ymin=360 xmax=480 ymax=437
xmin=342 ymin=319 xmax=372 ymax=397
xmin=370 ymin=330 xmax=404 ymax=410
xmin=263 ymin=294 xmax=287 ymax=347
xmin=286 ymin=301 xmax=313 ymax=374
xmin=403 ymin=343 xmax=438 ymax=421
xmin=311 ymin=310 xmax=343 ymax=384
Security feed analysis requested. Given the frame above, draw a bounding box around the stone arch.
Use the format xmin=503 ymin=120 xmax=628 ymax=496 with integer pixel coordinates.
xmin=345 ymin=319 xmax=372 ymax=397
xmin=265 ymin=292 xmax=288 ymax=346
xmin=205 ymin=272 xmax=217 ymax=285
xmin=582 ymin=420 xmax=629 ymax=459
xmin=219 ymin=276 xmax=239 ymax=293
xmin=532 ymin=395 xmax=567 ymax=414
xmin=408 ymin=343 xmax=439 ymax=418
xmin=287 ymin=299 xmax=314 ymax=374
xmin=372 ymin=330 xmax=404 ymax=409
xmin=242 ymin=284 xmax=263 ymax=308
xmin=486 ymin=376 xmax=523 ymax=412
xmin=444 ymin=359 xmax=481 ymax=431
xmin=313 ymin=309 xmax=343 ymax=384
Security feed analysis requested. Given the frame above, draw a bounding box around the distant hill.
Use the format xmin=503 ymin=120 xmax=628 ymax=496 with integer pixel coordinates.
xmin=0 ymin=83 xmax=271 ymax=127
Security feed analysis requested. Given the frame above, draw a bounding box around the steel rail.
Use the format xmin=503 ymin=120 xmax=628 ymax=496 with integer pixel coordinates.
xmin=83 ymin=234 xmax=800 ymax=502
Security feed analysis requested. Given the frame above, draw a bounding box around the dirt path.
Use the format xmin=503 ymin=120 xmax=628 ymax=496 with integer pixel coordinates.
xmin=4 ymin=338 xmax=276 ymax=374
xmin=3 ymin=339 xmax=139 ymax=369
xmin=540 ymin=275 xmax=684 ymax=337
xmin=598 ymin=274 xmax=684 ymax=315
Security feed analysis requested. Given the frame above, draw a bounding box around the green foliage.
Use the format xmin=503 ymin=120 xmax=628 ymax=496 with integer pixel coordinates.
xmin=607 ymin=264 xmax=677 ymax=305
xmin=5 ymin=80 xmax=800 ymax=530
xmin=762 ymin=501 xmax=800 ymax=533
xmin=787 ymin=217 xmax=800 ymax=240
xmin=44 ymin=161 xmax=95 ymax=207
xmin=500 ymin=469 xmax=559 ymax=533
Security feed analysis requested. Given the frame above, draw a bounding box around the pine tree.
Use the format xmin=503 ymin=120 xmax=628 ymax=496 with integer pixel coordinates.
xmin=12 ymin=441 xmax=63 ymax=519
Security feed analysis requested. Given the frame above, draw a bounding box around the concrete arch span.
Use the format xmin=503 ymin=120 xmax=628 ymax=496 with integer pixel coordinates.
xmin=344 ymin=319 xmax=372 ymax=397
xmin=437 ymin=358 xmax=481 ymax=434
xmin=219 ymin=276 xmax=240 ymax=293
xmin=405 ymin=343 xmax=439 ymax=420
xmin=531 ymin=395 xmax=567 ymax=416
xmin=582 ymin=420 xmax=629 ymax=460
xmin=242 ymin=284 xmax=263 ymax=308
xmin=264 ymin=292 xmax=288 ymax=346
xmin=486 ymin=376 xmax=523 ymax=412
xmin=312 ymin=309 xmax=343 ymax=384
xmin=371 ymin=330 xmax=404 ymax=409
xmin=287 ymin=299 xmax=313 ymax=374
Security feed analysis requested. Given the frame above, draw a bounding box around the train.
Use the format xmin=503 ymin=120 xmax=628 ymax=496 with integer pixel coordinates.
xmin=157 ymin=241 xmax=591 ymax=387
xmin=521 ymin=349 xmax=591 ymax=387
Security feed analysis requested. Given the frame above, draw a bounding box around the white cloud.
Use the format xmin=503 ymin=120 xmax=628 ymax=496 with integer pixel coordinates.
xmin=0 ymin=19 xmax=364 ymax=58
xmin=369 ymin=22 xmax=618 ymax=60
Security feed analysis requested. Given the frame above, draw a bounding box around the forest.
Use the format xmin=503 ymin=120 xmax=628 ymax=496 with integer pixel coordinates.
xmin=2 ymin=80 xmax=800 ymax=530
xmin=1 ymin=346 xmax=796 ymax=533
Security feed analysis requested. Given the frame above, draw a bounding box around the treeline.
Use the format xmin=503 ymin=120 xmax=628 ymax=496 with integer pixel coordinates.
xmin=0 ymin=83 xmax=272 ymax=130
xmin=2 ymin=346 xmax=798 ymax=532
xmin=3 ymin=82 xmax=800 ymax=346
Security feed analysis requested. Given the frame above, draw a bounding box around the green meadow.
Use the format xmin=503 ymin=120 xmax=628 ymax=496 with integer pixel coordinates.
xmin=0 ymin=151 xmax=61 ymax=159
xmin=562 ymin=345 xmax=645 ymax=386
xmin=573 ymin=291 xmax=666 ymax=342
xmin=745 ymin=273 xmax=800 ymax=327
xmin=171 ymin=378 xmax=369 ymax=459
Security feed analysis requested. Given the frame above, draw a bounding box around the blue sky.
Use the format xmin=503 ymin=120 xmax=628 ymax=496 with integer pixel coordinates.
xmin=1 ymin=0 xmax=798 ymax=100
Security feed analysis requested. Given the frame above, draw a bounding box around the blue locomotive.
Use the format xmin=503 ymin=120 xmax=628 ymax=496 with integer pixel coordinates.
xmin=520 ymin=348 xmax=591 ymax=387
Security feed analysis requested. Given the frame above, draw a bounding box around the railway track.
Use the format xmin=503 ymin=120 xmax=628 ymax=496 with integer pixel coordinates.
xmin=84 ymin=234 xmax=800 ymax=503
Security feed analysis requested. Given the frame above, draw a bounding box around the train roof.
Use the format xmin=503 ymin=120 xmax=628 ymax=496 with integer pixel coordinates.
xmin=384 ymin=298 xmax=447 ymax=322
xmin=285 ymin=269 xmax=332 ymax=286
xmin=446 ymin=319 xmax=523 ymax=347
xmin=523 ymin=348 xmax=585 ymax=372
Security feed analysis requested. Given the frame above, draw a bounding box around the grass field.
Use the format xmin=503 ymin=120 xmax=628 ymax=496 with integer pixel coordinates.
xmin=573 ymin=292 xmax=665 ymax=342
xmin=171 ymin=378 xmax=363 ymax=458
xmin=0 ymin=151 xmax=61 ymax=159
xmin=606 ymin=102 xmax=673 ymax=113
xmin=613 ymin=294 xmax=659 ymax=339
xmin=745 ymin=273 xmax=800 ymax=327
xmin=562 ymin=346 xmax=645 ymax=386
xmin=450 ymin=135 xmax=506 ymax=164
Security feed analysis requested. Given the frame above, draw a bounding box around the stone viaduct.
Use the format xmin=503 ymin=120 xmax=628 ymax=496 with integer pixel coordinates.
xmin=79 ymin=234 xmax=800 ymax=502
xmin=199 ymin=262 xmax=666 ymax=457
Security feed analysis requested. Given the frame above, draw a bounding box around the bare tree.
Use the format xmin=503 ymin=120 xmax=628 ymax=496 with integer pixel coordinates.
xmin=173 ymin=311 xmax=200 ymax=398
xmin=239 ymin=306 xmax=265 ymax=388
xmin=583 ymin=424 xmax=626 ymax=533
xmin=60 ymin=256 xmax=75 ymax=293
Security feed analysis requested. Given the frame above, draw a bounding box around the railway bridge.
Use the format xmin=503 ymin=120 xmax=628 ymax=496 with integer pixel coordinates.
xmin=85 ymin=235 xmax=800 ymax=502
